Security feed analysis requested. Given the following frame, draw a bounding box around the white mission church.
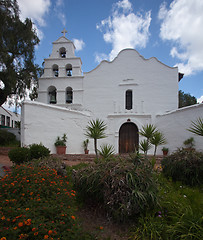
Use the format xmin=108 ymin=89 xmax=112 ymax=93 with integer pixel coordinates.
xmin=21 ymin=30 xmax=203 ymax=154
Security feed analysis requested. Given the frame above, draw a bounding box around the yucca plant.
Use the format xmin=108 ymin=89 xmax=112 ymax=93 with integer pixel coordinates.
xmin=139 ymin=124 xmax=157 ymax=154
xmin=99 ymin=144 xmax=115 ymax=160
xmin=85 ymin=119 xmax=107 ymax=159
xmin=150 ymin=131 xmax=166 ymax=156
xmin=187 ymin=117 xmax=203 ymax=136
xmin=139 ymin=139 xmax=152 ymax=156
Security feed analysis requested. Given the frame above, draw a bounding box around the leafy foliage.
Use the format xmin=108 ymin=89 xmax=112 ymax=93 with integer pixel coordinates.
xmin=8 ymin=147 xmax=30 ymax=164
xmin=99 ymin=144 xmax=115 ymax=160
xmin=29 ymin=143 xmax=50 ymax=160
xmin=54 ymin=134 xmax=67 ymax=146
xmin=161 ymin=148 xmax=203 ymax=186
xmin=183 ymin=137 xmax=195 ymax=148
xmin=8 ymin=144 xmax=51 ymax=164
xmin=130 ymin=174 xmax=203 ymax=240
xmin=0 ymin=129 xmax=19 ymax=146
xmin=187 ymin=117 xmax=203 ymax=136
xmin=150 ymin=131 xmax=166 ymax=156
xmin=179 ymin=90 xmax=197 ymax=108
xmin=85 ymin=119 xmax=107 ymax=158
xmin=139 ymin=139 xmax=152 ymax=155
xmin=73 ymin=154 xmax=158 ymax=222
xmin=0 ymin=0 xmax=40 ymax=105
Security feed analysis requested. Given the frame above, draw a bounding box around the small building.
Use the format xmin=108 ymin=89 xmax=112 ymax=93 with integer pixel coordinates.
xmin=0 ymin=106 xmax=20 ymax=129
xmin=21 ymin=30 xmax=203 ymax=154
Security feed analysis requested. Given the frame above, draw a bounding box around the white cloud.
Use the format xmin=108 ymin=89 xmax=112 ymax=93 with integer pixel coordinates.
xmin=17 ymin=0 xmax=51 ymax=26
xmin=72 ymin=39 xmax=85 ymax=51
xmin=54 ymin=0 xmax=66 ymax=26
xmin=96 ymin=0 xmax=151 ymax=62
xmin=197 ymin=95 xmax=203 ymax=103
xmin=95 ymin=53 xmax=109 ymax=64
xmin=158 ymin=0 xmax=203 ymax=76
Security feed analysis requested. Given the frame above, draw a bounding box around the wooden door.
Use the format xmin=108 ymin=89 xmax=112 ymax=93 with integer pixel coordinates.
xmin=119 ymin=122 xmax=139 ymax=153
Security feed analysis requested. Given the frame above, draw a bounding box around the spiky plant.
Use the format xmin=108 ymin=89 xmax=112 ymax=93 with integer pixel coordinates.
xmin=150 ymin=131 xmax=166 ymax=156
xmin=99 ymin=144 xmax=115 ymax=160
xmin=187 ymin=117 xmax=203 ymax=136
xmin=139 ymin=139 xmax=152 ymax=156
xmin=85 ymin=119 xmax=107 ymax=159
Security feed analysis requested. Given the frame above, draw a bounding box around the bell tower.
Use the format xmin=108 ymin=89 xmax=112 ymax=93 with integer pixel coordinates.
xmin=37 ymin=29 xmax=84 ymax=109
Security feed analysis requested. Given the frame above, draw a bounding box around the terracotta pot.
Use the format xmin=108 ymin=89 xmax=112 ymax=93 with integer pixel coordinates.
xmin=163 ymin=151 xmax=168 ymax=156
xmin=56 ymin=146 xmax=66 ymax=155
xmin=84 ymin=149 xmax=89 ymax=154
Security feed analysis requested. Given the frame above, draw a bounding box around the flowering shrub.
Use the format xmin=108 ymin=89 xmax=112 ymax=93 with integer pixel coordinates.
xmin=0 ymin=165 xmax=81 ymax=239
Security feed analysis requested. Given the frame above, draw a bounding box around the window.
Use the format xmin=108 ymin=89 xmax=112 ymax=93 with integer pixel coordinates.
xmin=6 ymin=116 xmax=10 ymax=127
xmin=59 ymin=47 xmax=66 ymax=58
xmin=66 ymin=87 xmax=73 ymax=103
xmin=1 ymin=115 xmax=5 ymax=126
xmin=126 ymin=90 xmax=133 ymax=110
xmin=48 ymin=86 xmax=57 ymax=104
xmin=52 ymin=64 xmax=59 ymax=77
xmin=66 ymin=64 xmax=72 ymax=77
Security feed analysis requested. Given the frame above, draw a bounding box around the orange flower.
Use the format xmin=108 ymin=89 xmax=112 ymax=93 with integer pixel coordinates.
xmin=13 ymin=227 xmax=18 ymax=230
xmin=99 ymin=226 xmax=104 ymax=230
xmin=71 ymin=215 xmax=75 ymax=220
xmin=1 ymin=216 xmax=5 ymax=220
xmin=18 ymin=222 xmax=23 ymax=227
xmin=26 ymin=208 xmax=29 ymax=211
xmin=48 ymin=230 xmax=52 ymax=235
xmin=44 ymin=235 xmax=49 ymax=239
xmin=32 ymin=228 xmax=36 ymax=232
xmin=0 ymin=237 xmax=7 ymax=240
xmin=34 ymin=232 xmax=38 ymax=236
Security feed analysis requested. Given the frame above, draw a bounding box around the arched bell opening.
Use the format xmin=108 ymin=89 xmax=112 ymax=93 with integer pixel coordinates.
xmin=48 ymin=86 xmax=57 ymax=104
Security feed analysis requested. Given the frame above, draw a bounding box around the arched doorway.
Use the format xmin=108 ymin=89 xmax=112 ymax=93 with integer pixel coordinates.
xmin=119 ymin=122 xmax=139 ymax=153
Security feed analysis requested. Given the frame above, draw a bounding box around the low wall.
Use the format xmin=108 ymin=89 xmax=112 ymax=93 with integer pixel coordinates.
xmin=155 ymin=104 xmax=203 ymax=154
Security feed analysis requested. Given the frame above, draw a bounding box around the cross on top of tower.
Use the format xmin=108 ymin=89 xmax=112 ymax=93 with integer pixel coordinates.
xmin=61 ymin=28 xmax=67 ymax=37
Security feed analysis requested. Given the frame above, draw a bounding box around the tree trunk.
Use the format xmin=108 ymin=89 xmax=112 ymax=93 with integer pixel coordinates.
xmin=94 ymin=138 xmax=98 ymax=159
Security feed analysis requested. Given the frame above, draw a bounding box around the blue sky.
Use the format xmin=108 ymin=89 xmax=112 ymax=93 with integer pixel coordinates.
xmin=5 ymin=0 xmax=203 ymax=110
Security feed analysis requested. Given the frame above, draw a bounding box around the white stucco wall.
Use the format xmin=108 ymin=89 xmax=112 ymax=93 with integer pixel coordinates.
xmin=83 ymin=49 xmax=178 ymax=119
xmin=155 ymin=103 xmax=203 ymax=154
xmin=21 ymin=101 xmax=92 ymax=154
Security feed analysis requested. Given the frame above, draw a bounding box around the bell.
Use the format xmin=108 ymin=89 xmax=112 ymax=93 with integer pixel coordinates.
xmin=50 ymin=95 xmax=56 ymax=103
xmin=67 ymin=70 xmax=72 ymax=76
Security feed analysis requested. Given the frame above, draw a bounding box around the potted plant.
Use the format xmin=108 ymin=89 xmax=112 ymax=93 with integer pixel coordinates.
xmin=83 ymin=139 xmax=89 ymax=154
xmin=183 ymin=137 xmax=195 ymax=150
xmin=162 ymin=147 xmax=169 ymax=156
xmin=55 ymin=134 xmax=67 ymax=155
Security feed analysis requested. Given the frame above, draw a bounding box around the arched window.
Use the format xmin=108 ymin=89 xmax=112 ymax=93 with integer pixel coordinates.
xmin=66 ymin=64 xmax=72 ymax=77
xmin=66 ymin=87 xmax=73 ymax=103
xmin=48 ymin=86 xmax=57 ymax=104
xmin=59 ymin=47 xmax=66 ymax=58
xmin=52 ymin=64 xmax=59 ymax=77
xmin=126 ymin=90 xmax=132 ymax=110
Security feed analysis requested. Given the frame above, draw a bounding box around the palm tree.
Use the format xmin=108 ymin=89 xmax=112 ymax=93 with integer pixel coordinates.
xmin=187 ymin=117 xmax=203 ymax=136
xmin=150 ymin=131 xmax=166 ymax=156
xmin=139 ymin=139 xmax=152 ymax=156
xmin=85 ymin=119 xmax=107 ymax=159
xmin=139 ymin=124 xmax=157 ymax=154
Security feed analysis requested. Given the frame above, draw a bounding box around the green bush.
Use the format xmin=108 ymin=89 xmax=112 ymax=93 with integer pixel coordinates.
xmin=0 ymin=129 xmax=18 ymax=146
xmin=0 ymin=164 xmax=85 ymax=240
xmin=129 ymin=174 xmax=203 ymax=240
xmin=161 ymin=148 xmax=203 ymax=186
xmin=29 ymin=143 xmax=50 ymax=160
xmin=73 ymin=153 xmax=158 ymax=222
xmin=8 ymin=147 xmax=30 ymax=164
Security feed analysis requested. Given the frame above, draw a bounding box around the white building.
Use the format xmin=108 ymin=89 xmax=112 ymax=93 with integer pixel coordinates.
xmin=0 ymin=106 xmax=20 ymax=129
xmin=21 ymin=31 xmax=203 ymax=154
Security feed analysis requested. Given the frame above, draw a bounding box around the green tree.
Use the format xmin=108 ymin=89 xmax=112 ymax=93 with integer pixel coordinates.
xmin=139 ymin=139 xmax=152 ymax=156
xmin=187 ymin=118 xmax=203 ymax=136
xmin=179 ymin=90 xmax=197 ymax=108
xmin=0 ymin=0 xmax=40 ymax=106
xmin=85 ymin=119 xmax=107 ymax=159
xmin=150 ymin=131 xmax=166 ymax=156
